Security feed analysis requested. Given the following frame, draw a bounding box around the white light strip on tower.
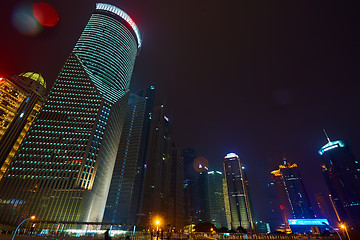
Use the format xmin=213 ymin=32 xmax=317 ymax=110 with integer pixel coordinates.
xmin=96 ymin=3 xmax=142 ymax=48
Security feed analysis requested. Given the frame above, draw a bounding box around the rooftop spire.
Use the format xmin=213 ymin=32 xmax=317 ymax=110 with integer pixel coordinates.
xmin=282 ymin=153 xmax=287 ymax=164
xmin=323 ymin=129 xmax=331 ymax=143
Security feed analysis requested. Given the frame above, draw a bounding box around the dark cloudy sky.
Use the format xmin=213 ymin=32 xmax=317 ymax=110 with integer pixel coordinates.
xmin=1 ymin=0 xmax=360 ymax=222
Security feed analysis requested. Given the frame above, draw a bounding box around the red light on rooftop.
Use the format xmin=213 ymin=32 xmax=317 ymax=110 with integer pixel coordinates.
xmin=33 ymin=3 xmax=59 ymax=27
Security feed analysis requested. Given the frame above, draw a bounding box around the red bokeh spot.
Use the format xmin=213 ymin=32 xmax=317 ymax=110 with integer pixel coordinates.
xmin=0 ymin=77 xmax=3 ymax=81
xmin=33 ymin=2 xmax=59 ymax=27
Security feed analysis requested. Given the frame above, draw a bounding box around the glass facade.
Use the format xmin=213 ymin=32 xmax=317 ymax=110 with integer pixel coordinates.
xmin=223 ymin=153 xmax=254 ymax=231
xmin=0 ymin=3 xmax=140 ymax=226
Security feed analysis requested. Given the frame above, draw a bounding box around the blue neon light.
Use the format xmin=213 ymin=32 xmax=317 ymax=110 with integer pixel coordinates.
xmin=288 ymin=219 xmax=329 ymax=226
xmin=318 ymin=140 xmax=345 ymax=155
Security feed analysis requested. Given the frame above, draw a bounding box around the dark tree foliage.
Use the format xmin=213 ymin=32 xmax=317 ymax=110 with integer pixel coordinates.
xmin=217 ymin=227 xmax=229 ymax=233
xmin=194 ymin=222 xmax=217 ymax=232
xmin=236 ymin=226 xmax=247 ymax=234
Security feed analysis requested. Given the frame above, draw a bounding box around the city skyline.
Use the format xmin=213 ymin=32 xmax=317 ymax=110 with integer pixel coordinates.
xmin=1 ymin=0 xmax=360 ymax=224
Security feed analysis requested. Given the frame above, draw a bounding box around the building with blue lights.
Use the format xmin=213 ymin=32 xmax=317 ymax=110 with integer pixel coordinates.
xmin=319 ymin=139 xmax=360 ymax=227
xmin=223 ymin=153 xmax=254 ymax=231
xmin=0 ymin=3 xmax=141 ymax=226
xmin=103 ymin=86 xmax=155 ymax=226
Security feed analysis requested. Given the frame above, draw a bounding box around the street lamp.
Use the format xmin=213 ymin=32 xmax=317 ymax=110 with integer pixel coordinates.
xmin=154 ymin=218 xmax=161 ymax=240
xmin=340 ymin=224 xmax=351 ymax=240
xmin=12 ymin=215 xmax=35 ymax=240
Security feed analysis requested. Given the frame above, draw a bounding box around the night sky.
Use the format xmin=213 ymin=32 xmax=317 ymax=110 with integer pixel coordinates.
xmin=1 ymin=0 xmax=360 ymax=222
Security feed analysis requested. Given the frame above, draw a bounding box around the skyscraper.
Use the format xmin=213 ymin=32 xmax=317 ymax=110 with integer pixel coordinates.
xmin=103 ymin=86 xmax=155 ymax=225
xmin=0 ymin=3 xmax=141 ymax=225
xmin=139 ymin=105 xmax=173 ymax=227
xmin=183 ymin=148 xmax=198 ymax=225
xmin=170 ymin=144 xmax=185 ymax=229
xmin=0 ymin=73 xmax=46 ymax=181
xmin=208 ymin=171 xmax=228 ymax=228
xmin=319 ymin=138 xmax=360 ymax=226
xmin=271 ymin=158 xmax=314 ymax=225
xmin=197 ymin=171 xmax=211 ymax=223
xmin=223 ymin=153 xmax=254 ymax=231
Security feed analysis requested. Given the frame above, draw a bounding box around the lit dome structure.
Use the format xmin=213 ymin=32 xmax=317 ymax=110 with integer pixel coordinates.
xmin=19 ymin=72 xmax=46 ymax=89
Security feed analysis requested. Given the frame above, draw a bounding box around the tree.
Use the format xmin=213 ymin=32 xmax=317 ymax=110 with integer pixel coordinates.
xmin=236 ymin=226 xmax=247 ymax=234
xmin=217 ymin=227 xmax=229 ymax=233
xmin=193 ymin=222 xmax=217 ymax=232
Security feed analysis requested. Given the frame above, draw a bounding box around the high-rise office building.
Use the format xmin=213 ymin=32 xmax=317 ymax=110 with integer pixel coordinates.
xmin=208 ymin=171 xmax=227 ymax=228
xmin=0 ymin=3 xmax=141 ymax=225
xmin=319 ymin=138 xmax=360 ymax=226
xmin=139 ymin=105 xmax=173 ymax=227
xmin=197 ymin=171 xmax=211 ymax=223
xmin=223 ymin=153 xmax=254 ymax=231
xmin=183 ymin=152 xmax=211 ymax=225
xmin=183 ymin=148 xmax=198 ymax=225
xmin=103 ymin=86 xmax=155 ymax=225
xmin=271 ymin=158 xmax=314 ymax=225
xmin=0 ymin=73 xmax=46 ymax=181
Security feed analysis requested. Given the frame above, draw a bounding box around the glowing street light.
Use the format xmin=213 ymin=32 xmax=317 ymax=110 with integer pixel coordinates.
xmin=340 ymin=224 xmax=351 ymax=240
xmin=153 ymin=217 xmax=162 ymax=240
xmin=12 ymin=216 xmax=35 ymax=240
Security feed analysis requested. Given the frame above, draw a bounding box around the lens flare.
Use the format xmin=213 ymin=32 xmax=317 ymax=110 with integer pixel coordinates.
xmin=12 ymin=4 xmax=41 ymax=36
xmin=33 ymin=2 xmax=59 ymax=27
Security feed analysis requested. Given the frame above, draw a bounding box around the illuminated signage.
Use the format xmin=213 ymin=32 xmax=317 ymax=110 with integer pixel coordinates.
xmin=288 ymin=219 xmax=329 ymax=226
xmin=96 ymin=3 xmax=142 ymax=48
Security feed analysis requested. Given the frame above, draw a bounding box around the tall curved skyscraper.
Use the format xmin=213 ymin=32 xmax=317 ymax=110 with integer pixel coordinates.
xmin=0 ymin=3 xmax=141 ymax=226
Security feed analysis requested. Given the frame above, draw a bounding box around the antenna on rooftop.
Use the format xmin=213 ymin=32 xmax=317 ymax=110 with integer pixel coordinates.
xmin=323 ymin=129 xmax=331 ymax=143
xmin=282 ymin=153 xmax=287 ymax=164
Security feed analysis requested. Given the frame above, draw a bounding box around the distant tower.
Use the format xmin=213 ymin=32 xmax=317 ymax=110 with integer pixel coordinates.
xmin=170 ymin=144 xmax=185 ymax=229
xmin=0 ymin=73 xmax=46 ymax=181
xmin=208 ymin=171 xmax=228 ymax=228
xmin=103 ymin=86 xmax=155 ymax=225
xmin=0 ymin=3 xmax=141 ymax=225
xmin=319 ymin=135 xmax=360 ymax=226
xmin=183 ymin=148 xmax=198 ymax=224
xmin=223 ymin=153 xmax=254 ymax=231
xmin=271 ymin=157 xmax=314 ymax=225
xmin=197 ymin=170 xmax=211 ymax=223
